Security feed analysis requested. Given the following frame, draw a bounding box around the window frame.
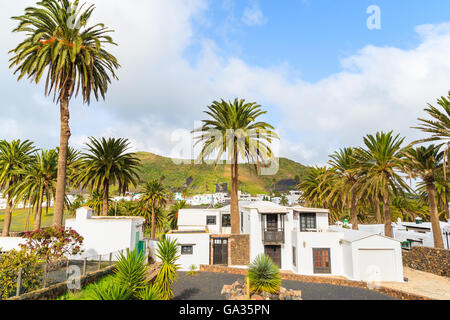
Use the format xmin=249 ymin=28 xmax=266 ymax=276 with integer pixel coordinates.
xmin=312 ymin=248 xmax=331 ymax=274
xmin=206 ymin=215 xmax=217 ymax=226
xmin=181 ymin=245 xmax=194 ymax=255
xmin=300 ymin=212 xmax=317 ymax=232
xmin=222 ymin=214 xmax=231 ymax=228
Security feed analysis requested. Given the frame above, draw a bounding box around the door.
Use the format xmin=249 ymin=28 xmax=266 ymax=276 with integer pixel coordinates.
xmin=313 ymin=248 xmax=331 ymax=274
xmin=213 ymin=238 xmax=228 ymax=265
xmin=358 ymin=249 xmax=396 ymax=282
xmin=264 ymin=245 xmax=282 ymax=268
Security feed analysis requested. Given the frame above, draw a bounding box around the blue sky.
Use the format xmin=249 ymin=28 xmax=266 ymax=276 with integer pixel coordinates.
xmin=1 ymin=0 xmax=450 ymax=166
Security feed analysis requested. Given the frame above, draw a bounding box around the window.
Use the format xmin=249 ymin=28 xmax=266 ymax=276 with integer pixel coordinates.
xmin=206 ymin=216 xmax=216 ymax=225
xmin=222 ymin=214 xmax=231 ymax=227
xmin=300 ymin=213 xmax=317 ymax=232
xmin=181 ymin=245 xmax=193 ymax=255
xmin=312 ymin=248 xmax=331 ymax=274
xmin=292 ymin=247 xmax=297 ymax=267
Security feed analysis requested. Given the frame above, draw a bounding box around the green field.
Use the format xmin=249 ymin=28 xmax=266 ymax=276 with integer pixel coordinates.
xmin=0 ymin=207 xmax=72 ymax=233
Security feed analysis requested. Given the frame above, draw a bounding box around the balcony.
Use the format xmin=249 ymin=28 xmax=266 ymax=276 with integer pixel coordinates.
xmin=263 ymin=228 xmax=285 ymax=244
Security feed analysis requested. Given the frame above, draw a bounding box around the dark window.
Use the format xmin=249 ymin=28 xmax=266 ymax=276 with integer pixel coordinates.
xmin=300 ymin=213 xmax=317 ymax=232
xmin=313 ymin=248 xmax=331 ymax=274
xmin=206 ymin=216 xmax=216 ymax=225
xmin=181 ymin=245 xmax=193 ymax=255
xmin=222 ymin=214 xmax=231 ymax=227
xmin=266 ymin=215 xmax=278 ymax=231
xmin=292 ymin=247 xmax=297 ymax=266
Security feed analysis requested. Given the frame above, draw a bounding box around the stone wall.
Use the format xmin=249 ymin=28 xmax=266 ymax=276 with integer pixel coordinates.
xmin=402 ymin=247 xmax=449 ymax=277
xmin=199 ymin=265 xmax=432 ymax=300
xmin=229 ymin=235 xmax=250 ymax=266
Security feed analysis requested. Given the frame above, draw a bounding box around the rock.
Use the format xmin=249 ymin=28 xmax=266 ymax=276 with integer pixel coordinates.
xmin=251 ymin=295 xmax=264 ymax=301
xmin=232 ymin=281 xmax=240 ymax=289
xmin=230 ymin=295 xmax=250 ymax=301
xmin=292 ymin=290 xmax=302 ymax=298
xmin=221 ymin=285 xmax=233 ymax=295
xmin=280 ymin=287 xmax=287 ymax=294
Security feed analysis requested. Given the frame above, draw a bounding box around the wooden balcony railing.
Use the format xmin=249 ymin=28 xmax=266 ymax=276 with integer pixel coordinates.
xmin=263 ymin=229 xmax=285 ymax=243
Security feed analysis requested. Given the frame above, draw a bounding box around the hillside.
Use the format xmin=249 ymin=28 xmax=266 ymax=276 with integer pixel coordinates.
xmin=132 ymin=152 xmax=309 ymax=194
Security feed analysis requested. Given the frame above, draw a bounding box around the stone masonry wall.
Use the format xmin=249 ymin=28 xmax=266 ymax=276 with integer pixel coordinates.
xmin=229 ymin=235 xmax=250 ymax=266
xmin=402 ymin=247 xmax=449 ymax=277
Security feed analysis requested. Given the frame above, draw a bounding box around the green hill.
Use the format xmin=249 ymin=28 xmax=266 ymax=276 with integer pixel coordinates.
xmin=132 ymin=152 xmax=309 ymax=195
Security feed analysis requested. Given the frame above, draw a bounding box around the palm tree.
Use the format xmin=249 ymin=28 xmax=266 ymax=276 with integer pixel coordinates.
xmin=9 ymin=0 xmax=120 ymax=228
xmin=167 ymin=200 xmax=188 ymax=230
xmin=10 ymin=150 xmax=58 ymax=231
xmin=75 ymin=137 xmax=140 ymax=216
xmin=328 ymin=148 xmax=361 ymax=230
xmin=412 ymin=94 xmax=450 ymax=219
xmin=193 ymin=99 xmax=279 ymax=234
xmin=86 ymin=190 xmax=103 ymax=215
xmin=0 ymin=140 xmax=35 ymax=236
xmin=140 ymin=180 xmax=168 ymax=239
xmin=402 ymin=145 xmax=445 ymax=248
xmin=353 ymin=132 xmax=412 ymax=237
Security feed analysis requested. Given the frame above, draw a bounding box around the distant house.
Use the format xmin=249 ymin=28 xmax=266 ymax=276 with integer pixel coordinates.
xmin=167 ymin=201 xmax=404 ymax=282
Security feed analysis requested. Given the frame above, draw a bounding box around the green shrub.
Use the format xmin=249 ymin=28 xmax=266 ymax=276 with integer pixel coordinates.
xmin=138 ymin=284 xmax=161 ymax=300
xmin=186 ymin=265 xmax=198 ymax=276
xmin=154 ymin=237 xmax=180 ymax=300
xmin=114 ymin=249 xmax=147 ymax=296
xmin=0 ymin=250 xmax=43 ymax=299
xmin=247 ymin=254 xmax=282 ymax=294
xmin=86 ymin=278 xmax=132 ymax=301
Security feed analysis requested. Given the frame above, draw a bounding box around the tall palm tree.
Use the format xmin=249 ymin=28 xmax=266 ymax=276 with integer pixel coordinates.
xmin=86 ymin=190 xmax=103 ymax=215
xmin=75 ymin=137 xmax=140 ymax=216
xmin=328 ymin=148 xmax=361 ymax=230
xmin=9 ymin=0 xmax=120 ymax=228
xmin=0 ymin=140 xmax=35 ymax=236
xmin=167 ymin=200 xmax=188 ymax=230
xmin=140 ymin=180 xmax=168 ymax=240
xmin=401 ymin=145 xmax=445 ymax=248
xmin=412 ymin=94 xmax=450 ymax=219
xmin=353 ymin=132 xmax=412 ymax=237
xmin=193 ymin=99 xmax=279 ymax=234
xmin=10 ymin=150 xmax=58 ymax=231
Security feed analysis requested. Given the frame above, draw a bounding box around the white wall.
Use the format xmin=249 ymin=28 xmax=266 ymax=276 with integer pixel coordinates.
xmin=0 ymin=237 xmax=27 ymax=252
xmin=166 ymin=233 xmax=210 ymax=270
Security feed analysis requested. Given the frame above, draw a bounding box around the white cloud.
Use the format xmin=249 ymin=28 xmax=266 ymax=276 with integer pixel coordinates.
xmin=242 ymin=1 xmax=267 ymax=26
xmin=1 ymin=1 xmax=450 ymax=169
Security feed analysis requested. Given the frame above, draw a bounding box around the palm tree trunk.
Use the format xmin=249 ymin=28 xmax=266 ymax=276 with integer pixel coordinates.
xmin=375 ymin=196 xmax=382 ymax=224
xmin=33 ymin=185 xmax=44 ymax=231
xmin=53 ymin=93 xmax=71 ymax=227
xmin=151 ymin=203 xmax=156 ymax=240
xmin=2 ymin=197 xmax=13 ymax=237
xmin=426 ymin=183 xmax=445 ymax=249
xmin=383 ymin=189 xmax=393 ymax=238
xmin=230 ymin=139 xmax=240 ymax=235
xmin=25 ymin=204 xmax=31 ymax=232
xmin=350 ymin=191 xmax=358 ymax=230
xmin=444 ymin=192 xmax=449 ymax=221
xmin=102 ymin=181 xmax=109 ymax=216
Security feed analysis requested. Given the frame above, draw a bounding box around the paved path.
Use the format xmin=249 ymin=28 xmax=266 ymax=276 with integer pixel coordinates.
xmin=172 ymin=272 xmax=395 ymax=300
xmin=381 ymin=267 xmax=450 ymax=300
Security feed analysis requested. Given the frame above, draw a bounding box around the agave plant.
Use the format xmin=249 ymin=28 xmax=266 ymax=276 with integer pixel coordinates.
xmin=138 ymin=285 xmax=161 ymax=301
xmin=114 ymin=249 xmax=148 ymax=296
xmin=247 ymin=254 xmax=282 ymax=294
xmin=154 ymin=237 xmax=180 ymax=300
xmin=87 ymin=280 xmax=132 ymax=301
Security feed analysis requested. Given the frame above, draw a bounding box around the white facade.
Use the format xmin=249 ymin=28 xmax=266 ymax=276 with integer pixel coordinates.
xmin=0 ymin=237 xmax=27 ymax=253
xmin=171 ymin=201 xmax=404 ymax=282
xmin=65 ymin=207 xmax=146 ymax=261
xmin=166 ymin=232 xmax=211 ymax=271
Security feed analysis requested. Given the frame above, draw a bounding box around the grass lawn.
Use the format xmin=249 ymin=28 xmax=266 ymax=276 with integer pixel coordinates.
xmin=0 ymin=207 xmax=72 ymax=233
xmin=57 ymin=275 xmax=117 ymax=300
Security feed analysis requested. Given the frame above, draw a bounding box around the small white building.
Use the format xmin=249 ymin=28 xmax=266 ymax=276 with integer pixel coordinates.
xmin=168 ymin=201 xmax=404 ymax=282
xmin=65 ymin=207 xmax=146 ymax=261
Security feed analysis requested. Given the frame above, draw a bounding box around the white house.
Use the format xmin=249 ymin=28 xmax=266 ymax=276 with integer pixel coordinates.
xmin=65 ymin=207 xmax=146 ymax=261
xmin=167 ymin=201 xmax=404 ymax=282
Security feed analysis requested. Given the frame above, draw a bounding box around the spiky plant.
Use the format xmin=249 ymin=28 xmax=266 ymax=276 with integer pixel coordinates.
xmin=114 ymin=249 xmax=147 ymax=296
xmin=138 ymin=285 xmax=161 ymax=301
xmin=247 ymin=254 xmax=282 ymax=295
xmin=154 ymin=237 xmax=180 ymax=300
xmin=87 ymin=280 xmax=132 ymax=301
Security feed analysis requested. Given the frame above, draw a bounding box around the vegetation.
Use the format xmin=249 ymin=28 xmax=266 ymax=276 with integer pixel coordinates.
xmin=9 ymin=0 xmax=120 ymax=228
xmin=114 ymin=249 xmax=148 ymax=296
xmin=139 ymin=180 xmax=168 ymax=240
xmin=247 ymin=254 xmax=282 ymax=295
xmin=193 ymin=99 xmax=279 ymax=234
xmin=0 ymin=249 xmax=43 ymax=299
xmin=154 ymin=237 xmax=180 ymax=300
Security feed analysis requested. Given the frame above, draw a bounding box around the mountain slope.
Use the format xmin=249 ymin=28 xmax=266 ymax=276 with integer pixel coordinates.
xmin=134 ymin=152 xmax=309 ymax=194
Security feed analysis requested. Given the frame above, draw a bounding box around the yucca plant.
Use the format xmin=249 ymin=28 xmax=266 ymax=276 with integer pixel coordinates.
xmin=87 ymin=280 xmax=132 ymax=301
xmin=186 ymin=265 xmax=198 ymax=277
xmin=114 ymin=249 xmax=147 ymax=296
xmin=138 ymin=284 xmax=161 ymax=301
xmin=247 ymin=254 xmax=282 ymax=295
xmin=154 ymin=237 xmax=180 ymax=300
